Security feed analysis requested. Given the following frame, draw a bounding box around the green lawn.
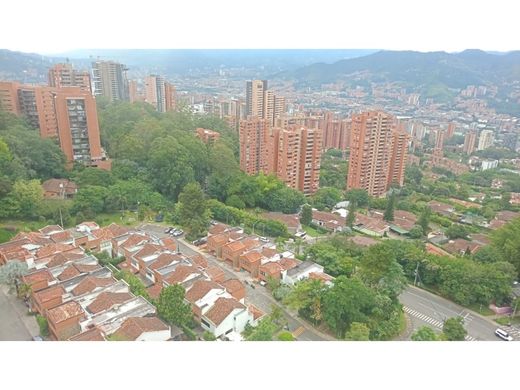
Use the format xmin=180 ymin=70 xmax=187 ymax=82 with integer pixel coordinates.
xmin=0 ymin=227 xmax=17 ymax=244
xmin=303 ymin=225 xmax=328 ymax=237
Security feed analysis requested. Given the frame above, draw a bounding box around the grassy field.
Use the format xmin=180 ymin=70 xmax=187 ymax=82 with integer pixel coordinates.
xmin=0 ymin=227 xmax=17 ymax=244
xmin=303 ymin=225 xmax=328 ymax=237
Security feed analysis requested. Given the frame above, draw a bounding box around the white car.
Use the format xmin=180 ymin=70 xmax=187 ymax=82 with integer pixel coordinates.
xmin=495 ymin=328 xmax=513 ymax=341
xmin=259 ymin=236 xmax=269 ymax=243
xmin=295 ymin=231 xmax=307 ymax=238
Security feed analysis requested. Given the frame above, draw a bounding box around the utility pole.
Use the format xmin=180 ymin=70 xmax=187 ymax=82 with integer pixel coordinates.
xmin=413 ymin=262 xmax=420 ymax=286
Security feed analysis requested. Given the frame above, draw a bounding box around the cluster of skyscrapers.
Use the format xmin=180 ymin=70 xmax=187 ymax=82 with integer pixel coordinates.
xmin=239 ymin=80 xmax=410 ymax=197
xmin=0 ymin=61 xmax=178 ymax=169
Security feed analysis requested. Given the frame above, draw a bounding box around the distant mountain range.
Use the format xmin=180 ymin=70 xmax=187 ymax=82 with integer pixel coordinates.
xmin=274 ymin=49 xmax=520 ymax=89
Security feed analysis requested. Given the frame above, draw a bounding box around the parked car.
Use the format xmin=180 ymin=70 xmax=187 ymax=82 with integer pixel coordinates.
xmin=495 ymin=328 xmax=513 ymax=341
xmin=295 ymin=231 xmax=307 ymax=238
xmin=164 ymin=227 xmax=173 ymax=233
xmin=192 ymin=237 xmax=207 ymax=246
xmin=210 ymin=220 xmax=217 ymax=226
xmin=259 ymin=280 xmax=267 ymax=287
xmin=32 ymin=336 xmax=44 ymax=341
xmin=172 ymin=229 xmax=184 ymax=237
xmin=259 ymin=236 xmax=269 ymax=243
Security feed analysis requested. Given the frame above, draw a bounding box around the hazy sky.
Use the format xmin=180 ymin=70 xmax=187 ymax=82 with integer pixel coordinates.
xmin=1 ymin=0 xmax=519 ymax=54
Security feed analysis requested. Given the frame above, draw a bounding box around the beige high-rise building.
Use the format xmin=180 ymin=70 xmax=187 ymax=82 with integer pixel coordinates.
xmin=477 ymin=129 xmax=494 ymax=151
xmin=246 ymin=80 xmax=267 ymax=118
xmin=347 ymin=111 xmax=408 ymax=197
xmin=91 ymin=60 xmax=129 ymax=102
xmin=144 ymin=75 xmax=176 ymax=112
xmin=164 ymin=82 xmax=177 ymax=112
xmin=239 ymin=117 xmax=270 ymax=175
xmin=48 ymin=63 xmax=91 ymax=92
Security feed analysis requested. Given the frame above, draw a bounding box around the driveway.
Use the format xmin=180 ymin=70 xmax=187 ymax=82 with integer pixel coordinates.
xmin=0 ymin=286 xmax=38 ymax=341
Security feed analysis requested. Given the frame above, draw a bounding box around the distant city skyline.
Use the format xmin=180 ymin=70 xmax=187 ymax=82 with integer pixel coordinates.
xmin=1 ymin=0 xmax=519 ymax=54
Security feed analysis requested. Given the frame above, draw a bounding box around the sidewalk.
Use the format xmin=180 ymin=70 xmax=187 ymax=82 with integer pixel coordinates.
xmin=0 ymin=285 xmax=40 ymax=339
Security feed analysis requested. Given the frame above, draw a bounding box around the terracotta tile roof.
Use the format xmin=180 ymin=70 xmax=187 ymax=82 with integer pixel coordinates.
xmin=208 ymin=233 xmax=229 ymax=245
xmin=164 ymin=265 xmax=200 ymax=285
xmin=57 ymin=265 xmax=81 ymax=281
xmin=354 ymin=213 xmax=389 ymax=234
xmin=87 ymin=292 xmax=134 ymax=314
xmin=279 ymin=257 xmax=301 ymax=271
xmin=39 ymin=225 xmax=64 ymax=236
xmin=69 ymin=327 xmax=105 ymax=341
xmin=149 ymin=253 xmax=181 ymax=270
xmin=49 ymin=230 xmax=73 ymax=243
xmin=261 ymin=247 xmax=277 ymax=258
xmin=261 ymin=212 xmax=300 ymax=229
xmin=77 ymin=221 xmax=100 ymax=230
xmin=146 ymin=284 xmax=163 ymax=300
xmin=308 ymin=272 xmax=334 ymax=282
xmin=189 ymin=254 xmax=208 ymax=269
xmin=42 ymin=179 xmax=77 ymax=195
xmin=221 ymin=279 xmax=244 ymax=294
xmin=425 ymin=243 xmax=454 ymax=257
xmin=46 ymin=251 xmax=85 ymax=268
xmin=34 ymin=285 xmax=65 ymax=303
xmin=74 ymin=263 xmax=101 ymax=274
xmin=204 ymin=297 xmax=245 ymax=326
xmin=120 ymin=234 xmax=151 ymax=251
xmin=206 ymin=265 xmax=225 ymax=281
xmin=443 ymin=239 xmax=482 ymax=255
xmin=242 ymin=237 xmax=261 ymax=251
xmin=495 ymin=210 xmax=520 ymax=222
xmin=391 ymin=210 xmax=418 ymax=231
xmin=312 ymin=210 xmax=346 ymax=229
xmin=105 ymin=223 xmax=129 ymax=237
xmin=242 ymin=251 xmax=263 ymax=264
xmin=35 ymin=243 xmax=75 ymax=259
xmin=209 ymin=224 xmax=227 ymax=235
xmin=224 ymin=240 xmax=246 ymax=252
xmin=160 ymin=237 xmax=177 ymax=250
xmin=259 ymin=262 xmax=282 ymax=275
xmin=23 ymin=269 xmax=54 ymax=285
xmin=11 ymin=232 xmax=50 ymax=245
xmin=185 ymin=280 xmax=223 ymax=303
xmin=72 ymin=276 xmax=114 ymax=296
xmin=248 ymin=304 xmax=265 ymax=321
xmin=229 ymin=231 xmax=244 ymax=240
xmin=133 ymin=243 xmax=163 ymax=261
xmin=489 ymin=219 xmax=507 ymax=230
xmin=47 ymin=301 xmax=85 ymax=324
xmin=470 ymin=234 xmax=491 ymax=246
xmin=112 ymin=317 xmax=169 ymax=341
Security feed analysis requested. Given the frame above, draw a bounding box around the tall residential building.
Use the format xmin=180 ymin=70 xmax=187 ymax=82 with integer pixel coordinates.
xmin=477 ymin=129 xmax=494 ymax=151
xmin=463 ymin=130 xmax=477 ymax=155
xmin=347 ymin=111 xmax=408 ymax=197
xmin=245 ymin=80 xmax=285 ymax=125
xmin=272 ymin=126 xmax=322 ymax=195
xmin=143 ymin=75 xmax=176 ymax=112
xmin=246 ymin=80 xmax=267 ymax=118
xmin=322 ymin=116 xmax=351 ymax=151
xmin=446 ymin=122 xmax=456 ymax=139
xmin=48 ymin=63 xmax=91 ymax=92
xmin=164 ymin=82 xmax=177 ymax=112
xmin=91 ymin=60 xmax=129 ymax=102
xmin=0 ymin=81 xmax=109 ymax=169
xmin=0 ymin=81 xmax=21 ymax=114
xmin=239 ymin=117 xmax=270 ymax=175
xmin=128 ymin=80 xmax=144 ymax=103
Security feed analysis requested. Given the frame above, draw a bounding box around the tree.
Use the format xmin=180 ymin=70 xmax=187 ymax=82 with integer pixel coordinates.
xmin=277 ymin=331 xmax=295 ymax=341
xmin=203 ymin=331 xmax=217 ymax=341
xmin=345 ymin=322 xmax=370 ymax=341
xmin=411 ymin=326 xmax=438 ymax=341
xmin=245 ymin=317 xmax=277 ymax=341
xmin=409 ymin=225 xmax=424 ymax=239
xmin=312 ymin=187 xmax=343 ymax=211
xmin=156 ymin=284 xmax=193 ymax=328
xmin=72 ymin=185 xmax=107 ymax=217
xmin=346 ymin=201 xmax=356 ymax=228
xmin=74 ymin=168 xmax=114 ymax=187
xmin=284 ymin=279 xmax=328 ymax=324
xmin=384 ymin=192 xmax=396 ymax=222
xmin=3 ymin=179 xmax=43 ymax=218
xmin=177 ymin=182 xmax=210 ymax=240
xmin=345 ymin=188 xmax=370 ymax=208
xmin=491 ymin=217 xmax=520 ymax=277
xmin=442 ymin=317 xmax=467 ymax=341
xmin=301 ymin=204 xmax=312 ymax=226
xmin=446 ymin=224 xmax=469 ymax=240
xmin=322 ymin=276 xmax=377 ymax=338
xmin=0 ymin=260 xmax=28 ymax=294
xmin=417 ymin=207 xmax=431 ymax=233
xmin=225 ymin=194 xmax=245 ymax=209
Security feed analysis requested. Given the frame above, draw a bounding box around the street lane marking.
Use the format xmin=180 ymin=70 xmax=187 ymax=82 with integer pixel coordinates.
xmin=404 ymin=306 xmax=477 ymax=341
xmin=293 ymin=326 xmax=305 ymax=337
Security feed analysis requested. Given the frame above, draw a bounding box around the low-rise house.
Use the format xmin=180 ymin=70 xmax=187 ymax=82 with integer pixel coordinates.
xmin=22 ymin=269 xmax=56 ymax=292
xmin=510 ymin=193 xmax=520 ymax=206
xmin=69 ymin=327 xmax=106 ymax=341
xmin=206 ymin=265 xmax=225 ymax=283
xmin=389 ymin=210 xmax=417 ymax=235
xmin=283 ymin=261 xmax=326 ymax=286
xmin=185 ymin=280 xmax=227 ymax=322
xmin=427 ymin=200 xmax=456 ymax=217
xmin=258 ymin=261 xmax=283 ymax=282
xmin=201 ymin=297 xmax=253 ymax=339
xmin=42 ymin=179 xmax=78 ymax=199
xmin=196 ymin=127 xmax=220 ymax=144
xmin=111 ymin=316 xmax=171 ymax=341
xmin=489 ymin=210 xmax=520 ymax=229
xmin=425 ymin=243 xmax=454 ymax=257
xmin=449 ymin=198 xmax=482 ymax=209
xmin=261 ymin=212 xmax=301 ymax=234
xmin=308 ymin=272 xmax=335 ymax=286
xmin=239 ymin=250 xmax=264 ymax=278
xmin=221 ymin=279 xmax=245 ymax=303
xmin=31 ymin=285 xmax=66 ymax=314
xmin=352 ymin=213 xmax=389 ymax=237
xmin=459 ymin=213 xmax=489 ymax=227
xmin=47 ymin=300 xmax=87 ymax=340
xmin=443 ymin=239 xmax=483 ymax=256
xmin=311 ymin=210 xmax=346 ymax=232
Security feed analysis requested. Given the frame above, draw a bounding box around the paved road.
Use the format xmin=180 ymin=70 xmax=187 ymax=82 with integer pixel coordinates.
xmin=0 ymin=286 xmax=34 ymax=341
xmin=139 ymin=224 xmax=334 ymax=341
xmin=400 ymin=286 xmax=508 ymax=341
